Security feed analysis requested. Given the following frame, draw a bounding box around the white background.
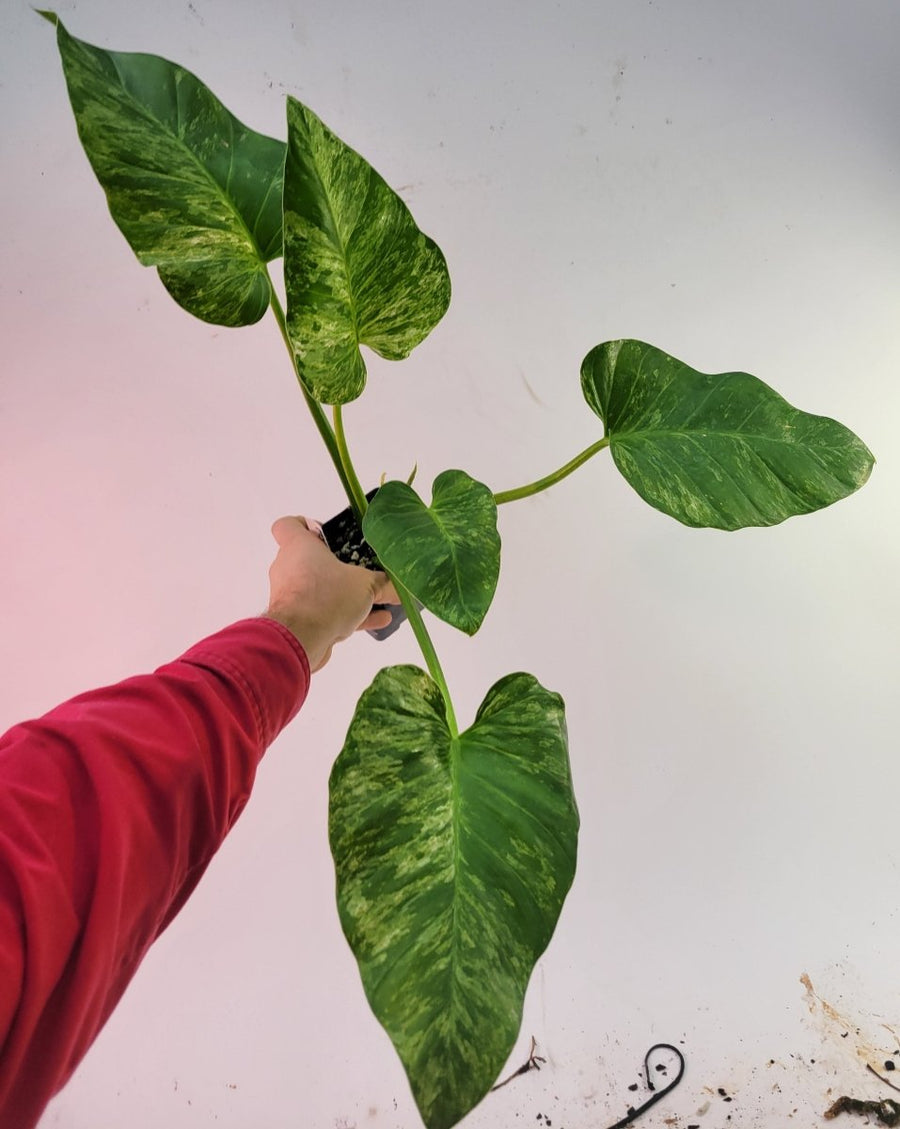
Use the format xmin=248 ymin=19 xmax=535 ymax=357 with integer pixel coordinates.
xmin=2 ymin=1 xmax=899 ymax=1126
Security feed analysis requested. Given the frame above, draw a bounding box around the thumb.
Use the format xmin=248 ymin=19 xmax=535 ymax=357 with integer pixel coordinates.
xmin=271 ymin=515 xmax=311 ymax=547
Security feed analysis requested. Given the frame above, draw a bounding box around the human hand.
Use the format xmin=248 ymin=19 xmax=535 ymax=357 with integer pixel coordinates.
xmin=263 ymin=515 xmax=400 ymax=672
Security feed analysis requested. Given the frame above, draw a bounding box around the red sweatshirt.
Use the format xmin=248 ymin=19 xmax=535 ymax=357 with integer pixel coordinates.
xmin=0 ymin=617 xmax=310 ymax=1129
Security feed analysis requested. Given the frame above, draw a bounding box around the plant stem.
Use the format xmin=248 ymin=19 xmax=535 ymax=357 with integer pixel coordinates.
xmin=335 ymin=429 xmax=459 ymax=732
xmin=263 ymin=272 xmax=453 ymax=727
xmin=333 ymin=405 xmax=369 ymax=519
xmin=337 ymin=438 xmax=458 ymax=731
xmin=394 ymin=578 xmax=459 ymax=738
xmin=493 ymin=436 xmax=610 ymax=505
xmin=266 ymin=276 xmax=360 ymax=519
xmin=330 ymin=411 xmax=457 ymax=733
xmin=267 ymin=271 xmax=458 ymax=733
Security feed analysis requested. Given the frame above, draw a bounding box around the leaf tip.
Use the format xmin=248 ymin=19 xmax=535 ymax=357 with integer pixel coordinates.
xmin=35 ymin=7 xmax=58 ymax=25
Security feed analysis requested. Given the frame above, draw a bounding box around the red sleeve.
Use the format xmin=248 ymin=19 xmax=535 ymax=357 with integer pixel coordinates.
xmin=0 ymin=616 xmax=310 ymax=1129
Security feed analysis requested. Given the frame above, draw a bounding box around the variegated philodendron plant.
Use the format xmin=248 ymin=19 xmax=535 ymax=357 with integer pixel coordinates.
xmin=42 ymin=13 xmax=874 ymax=1128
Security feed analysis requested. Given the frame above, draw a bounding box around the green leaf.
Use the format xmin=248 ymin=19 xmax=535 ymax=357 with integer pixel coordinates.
xmin=329 ymin=666 xmax=578 ymax=1129
xmin=282 ymin=96 xmax=451 ymax=404
xmin=43 ymin=10 xmax=285 ymax=326
xmin=362 ymin=471 xmax=500 ymax=635
xmin=582 ymin=339 xmax=875 ymax=530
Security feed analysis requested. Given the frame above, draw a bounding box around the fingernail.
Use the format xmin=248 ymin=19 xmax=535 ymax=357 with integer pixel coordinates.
xmin=307 ymin=519 xmax=326 ymax=543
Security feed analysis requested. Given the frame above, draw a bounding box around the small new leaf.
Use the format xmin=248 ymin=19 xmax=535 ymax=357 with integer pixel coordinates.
xmin=582 ymin=340 xmax=874 ymax=530
xmin=363 ymin=471 xmax=500 ymax=635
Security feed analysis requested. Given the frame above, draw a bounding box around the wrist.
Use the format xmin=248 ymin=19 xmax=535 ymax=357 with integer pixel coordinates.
xmin=262 ymin=609 xmax=326 ymax=670
xmin=261 ymin=609 xmax=298 ymax=637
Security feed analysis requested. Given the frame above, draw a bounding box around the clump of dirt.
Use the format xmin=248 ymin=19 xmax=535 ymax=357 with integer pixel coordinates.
xmin=824 ymin=1096 xmax=900 ymax=1126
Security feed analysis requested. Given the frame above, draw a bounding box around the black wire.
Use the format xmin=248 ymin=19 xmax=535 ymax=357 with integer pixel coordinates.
xmin=602 ymin=1044 xmax=686 ymax=1129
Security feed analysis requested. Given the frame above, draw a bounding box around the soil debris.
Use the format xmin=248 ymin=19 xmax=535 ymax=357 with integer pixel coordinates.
xmin=824 ymin=1096 xmax=900 ymax=1126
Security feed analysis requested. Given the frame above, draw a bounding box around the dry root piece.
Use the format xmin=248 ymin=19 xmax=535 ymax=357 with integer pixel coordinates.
xmin=824 ymin=1096 xmax=900 ymax=1126
xmin=490 ymin=1036 xmax=546 ymax=1091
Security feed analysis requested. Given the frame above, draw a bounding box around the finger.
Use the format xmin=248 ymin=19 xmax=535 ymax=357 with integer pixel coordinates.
xmin=359 ymin=608 xmax=393 ymax=632
xmin=305 ymin=518 xmax=327 ymax=543
xmin=270 ymin=515 xmax=311 ymax=546
xmin=370 ymin=571 xmax=402 ymax=606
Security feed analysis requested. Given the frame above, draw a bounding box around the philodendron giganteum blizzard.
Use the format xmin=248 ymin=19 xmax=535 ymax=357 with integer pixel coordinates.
xmin=42 ymin=13 xmax=874 ymax=1128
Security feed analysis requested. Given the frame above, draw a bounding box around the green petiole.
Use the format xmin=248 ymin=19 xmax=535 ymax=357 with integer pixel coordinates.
xmin=266 ymin=276 xmax=362 ymax=522
xmin=268 ymin=306 xmax=459 ymax=731
xmin=391 ymin=577 xmax=459 ymax=738
xmin=338 ymin=426 xmax=459 ymax=735
xmin=493 ymin=437 xmax=610 ymax=505
xmin=333 ymin=405 xmax=369 ymax=521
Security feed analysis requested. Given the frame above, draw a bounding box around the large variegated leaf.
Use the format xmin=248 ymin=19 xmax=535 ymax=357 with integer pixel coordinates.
xmin=282 ymin=97 xmax=451 ymax=404
xmin=362 ymin=471 xmax=500 ymax=635
xmin=42 ymin=11 xmax=285 ymax=326
xmin=329 ymin=666 xmax=578 ymax=1129
xmin=582 ymin=339 xmax=874 ymax=530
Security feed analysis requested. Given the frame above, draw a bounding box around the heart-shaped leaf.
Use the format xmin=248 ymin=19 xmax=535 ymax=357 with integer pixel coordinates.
xmin=582 ymin=339 xmax=874 ymax=530
xmin=362 ymin=471 xmax=499 ymax=635
xmin=282 ymin=97 xmax=451 ymax=404
xmin=42 ymin=11 xmax=285 ymax=326
xmin=329 ymin=665 xmax=578 ymax=1129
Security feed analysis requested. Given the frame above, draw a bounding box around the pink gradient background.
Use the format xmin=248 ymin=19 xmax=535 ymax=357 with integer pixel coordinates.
xmin=2 ymin=0 xmax=899 ymax=1125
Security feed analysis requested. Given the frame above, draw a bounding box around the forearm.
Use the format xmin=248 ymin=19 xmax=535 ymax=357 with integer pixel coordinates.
xmin=0 ymin=617 xmax=309 ymax=1129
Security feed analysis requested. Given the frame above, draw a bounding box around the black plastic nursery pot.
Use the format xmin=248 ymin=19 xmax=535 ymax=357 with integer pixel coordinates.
xmin=320 ymin=488 xmax=411 ymax=641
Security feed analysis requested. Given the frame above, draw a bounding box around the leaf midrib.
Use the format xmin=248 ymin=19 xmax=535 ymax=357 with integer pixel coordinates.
xmin=612 ymin=425 xmax=850 ymax=456
xmin=428 ymin=504 xmax=475 ymax=619
xmin=102 ymin=46 xmax=266 ymax=265
xmin=291 ymin=106 xmax=363 ymax=344
xmin=448 ymin=732 xmax=463 ymax=1023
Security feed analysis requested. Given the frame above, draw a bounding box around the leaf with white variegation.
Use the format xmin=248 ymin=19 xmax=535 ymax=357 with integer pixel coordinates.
xmin=42 ymin=11 xmax=285 ymax=326
xmin=362 ymin=471 xmax=500 ymax=635
xmin=329 ymin=665 xmax=578 ymax=1129
xmin=582 ymin=339 xmax=874 ymax=530
xmin=282 ymin=97 xmax=451 ymax=404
